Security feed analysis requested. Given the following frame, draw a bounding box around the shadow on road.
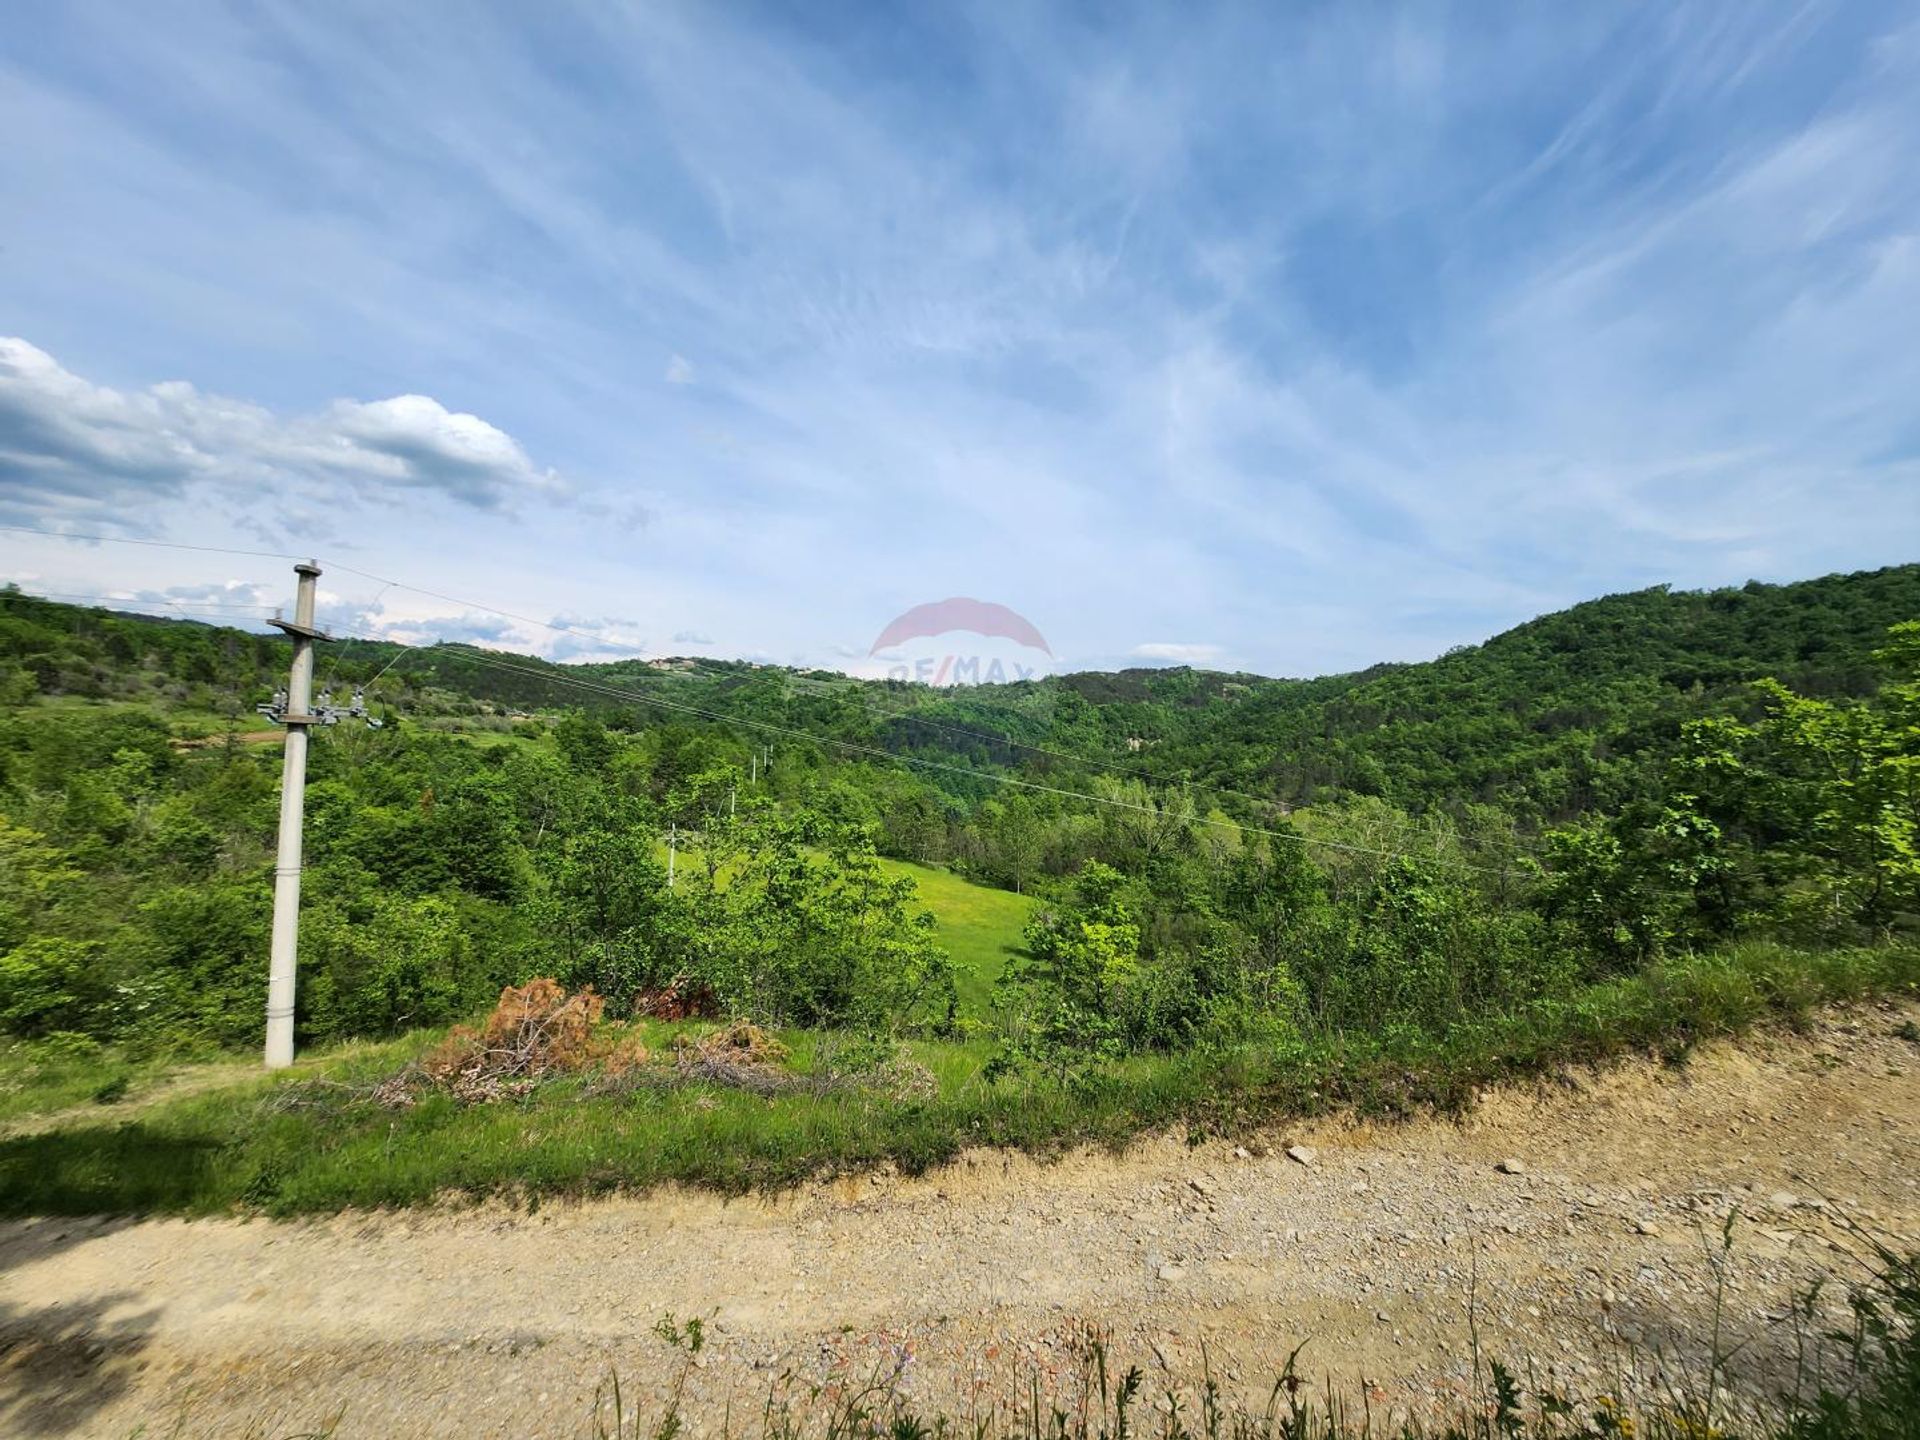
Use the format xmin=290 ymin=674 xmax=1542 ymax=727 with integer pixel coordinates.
xmin=0 ymin=1292 xmax=160 ymax=1437
xmin=0 ymin=1217 xmax=160 ymax=1438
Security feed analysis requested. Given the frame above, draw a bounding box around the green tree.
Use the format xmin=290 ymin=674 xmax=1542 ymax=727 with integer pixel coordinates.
xmin=0 ymin=937 xmax=105 ymax=1036
xmin=303 ymin=894 xmax=492 ymax=1040
xmin=1746 ymin=622 xmax=1920 ymax=929
xmin=991 ymin=861 xmax=1141 ymax=1084
xmin=664 ymin=797 xmax=955 ymax=1032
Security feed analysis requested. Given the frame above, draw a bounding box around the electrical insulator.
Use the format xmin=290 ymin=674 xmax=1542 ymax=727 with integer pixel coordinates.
xmin=257 ymin=685 xmax=385 ymax=730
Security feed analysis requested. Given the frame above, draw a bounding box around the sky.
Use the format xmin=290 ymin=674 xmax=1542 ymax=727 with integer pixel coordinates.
xmin=2 ymin=1 xmax=1917 ymax=679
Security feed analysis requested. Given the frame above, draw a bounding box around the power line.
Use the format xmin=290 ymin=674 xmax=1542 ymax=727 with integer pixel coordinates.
xmin=302 ymin=569 xmax=1537 ymax=859
xmin=450 ymin=626 xmax=1537 ymax=859
xmin=0 ymin=524 xmax=302 ymax=562
xmin=365 ymin=642 xmax=419 ymax=686
xmin=2 ymin=527 xmax=678 ymax=678
xmin=320 ymin=561 xmax=658 ymax=661
xmin=13 ymin=590 xmax=277 ymax=613
xmin=11 ymin=600 xmax=281 ymax=630
xmin=301 ymin=565 xmax=1537 ymax=858
xmin=781 ymin=674 xmax=1545 ymax=858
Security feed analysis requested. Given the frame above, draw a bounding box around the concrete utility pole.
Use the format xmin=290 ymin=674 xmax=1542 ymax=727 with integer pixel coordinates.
xmin=264 ymin=561 xmax=327 ymax=1069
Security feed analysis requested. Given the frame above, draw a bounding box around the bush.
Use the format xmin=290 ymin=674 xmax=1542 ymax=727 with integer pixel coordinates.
xmin=301 ymin=893 xmax=506 ymax=1043
xmin=0 ymin=937 xmax=106 ymax=1037
xmin=662 ymin=802 xmax=957 ymax=1033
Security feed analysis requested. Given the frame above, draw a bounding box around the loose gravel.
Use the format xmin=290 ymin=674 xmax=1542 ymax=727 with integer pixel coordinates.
xmin=3 ymin=1003 xmax=1916 ymax=1438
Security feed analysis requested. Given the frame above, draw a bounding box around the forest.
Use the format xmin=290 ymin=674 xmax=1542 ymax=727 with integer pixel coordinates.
xmin=1 ymin=564 xmax=1917 ymax=1110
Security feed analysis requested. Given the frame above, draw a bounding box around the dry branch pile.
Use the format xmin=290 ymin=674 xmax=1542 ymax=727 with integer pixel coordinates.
xmin=667 ymin=1021 xmax=791 ymax=1093
xmin=375 ymin=979 xmax=647 ymax=1108
xmin=352 ymin=979 xmax=933 ymax=1110
xmin=629 ymin=977 xmax=720 ymax=1021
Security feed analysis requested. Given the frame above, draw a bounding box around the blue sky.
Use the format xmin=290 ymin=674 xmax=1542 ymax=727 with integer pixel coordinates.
xmin=2 ymin=2 xmax=1917 ymax=678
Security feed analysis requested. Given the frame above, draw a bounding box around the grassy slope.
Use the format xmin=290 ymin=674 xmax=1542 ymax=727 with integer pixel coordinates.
xmin=0 ymin=1047 xmax=139 ymax=1125
xmin=877 ymin=857 xmax=1037 ymax=1013
xmin=1 ymin=940 xmax=1913 ymax=1218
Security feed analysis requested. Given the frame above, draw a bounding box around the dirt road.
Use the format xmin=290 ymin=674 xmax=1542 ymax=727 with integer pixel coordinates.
xmin=3 ymin=1005 xmax=1917 ymax=1438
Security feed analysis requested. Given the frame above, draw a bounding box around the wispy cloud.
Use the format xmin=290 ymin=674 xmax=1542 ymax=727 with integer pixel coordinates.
xmin=0 ymin=4 xmax=1915 ymax=676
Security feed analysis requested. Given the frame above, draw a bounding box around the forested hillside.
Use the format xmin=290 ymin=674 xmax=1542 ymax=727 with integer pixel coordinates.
xmin=0 ymin=564 xmax=1916 ymax=1071
xmin=8 ymin=563 xmax=1919 ymax=828
xmin=1167 ymin=566 xmax=1920 ymax=818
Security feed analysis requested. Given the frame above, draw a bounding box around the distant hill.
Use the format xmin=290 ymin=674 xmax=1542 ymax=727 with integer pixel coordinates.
xmin=4 ymin=563 xmax=1918 ymax=826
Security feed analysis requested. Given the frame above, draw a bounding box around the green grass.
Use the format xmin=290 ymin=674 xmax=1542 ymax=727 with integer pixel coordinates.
xmin=1 ymin=940 xmax=1913 ymax=1219
xmin=0 ymin=1038 xmax=376 ymax=1130
xmin=876 ymin=857 xmax=1038 ymax=1013
xmin=0 ymin=1043 xmax=139 ymax=1125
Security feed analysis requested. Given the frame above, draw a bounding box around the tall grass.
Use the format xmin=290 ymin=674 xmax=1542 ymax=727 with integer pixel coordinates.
xmin=0 ymin=940 xmax=1912 ymax=1219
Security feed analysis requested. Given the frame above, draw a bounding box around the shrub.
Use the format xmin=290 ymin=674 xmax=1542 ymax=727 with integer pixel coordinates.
xmin=663 ymin=802 xmax=957 ymax=1033
xmin=0 ymin=937 xmax=107 ymax=1037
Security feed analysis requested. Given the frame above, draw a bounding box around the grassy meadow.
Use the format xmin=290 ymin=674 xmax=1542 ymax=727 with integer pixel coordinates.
xmin=877 ymin=855 xmax=1037 ymax=1011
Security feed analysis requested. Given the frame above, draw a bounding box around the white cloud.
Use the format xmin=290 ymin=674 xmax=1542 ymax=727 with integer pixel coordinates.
xmin=148 ymin=580 xmax=276 ymax=607
xmin=311 ymin=594 xmax=528 ymax=650
xmin=1131 ymin=642 xmax=1225 ymax=665
xmin=326 ymin=395 xmax=558 ymax=505
xmin=342 ymin=610 xmax=523 ymax=648
xmin=542 ymin=611 xmax=650 ymax=662
xmin=0 ymin=338 xmax=559 ymax=525
xmin=663 ymin=354 xmax=695 ymax=385
xmin=14 ymin=578 xmax=280 ymax=624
